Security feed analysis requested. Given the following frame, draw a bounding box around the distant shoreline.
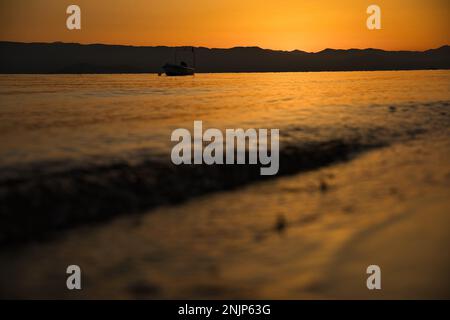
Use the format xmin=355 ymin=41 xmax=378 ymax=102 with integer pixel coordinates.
xmin=1 ymin=41 xmax=449 ymax=74
xmin=1 ymin=69 xmax=449 ymax=75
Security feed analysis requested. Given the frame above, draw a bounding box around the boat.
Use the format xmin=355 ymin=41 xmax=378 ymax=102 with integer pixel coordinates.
xmin=162 ymin=47 xmax=196 ymax=76
xmin=162 ymin=62 xmax=195 ymax=76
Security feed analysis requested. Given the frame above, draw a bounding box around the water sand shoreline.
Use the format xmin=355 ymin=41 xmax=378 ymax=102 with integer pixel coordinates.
xmin=0 ymin=129 xmax=448 ymax=299
xmin=0 ymin=136 xmax=384 ymax=245
xmin=1 ymin=96 xmax=449 ymax=245
xmin=0 ymin=71 xmax=449 ymax=298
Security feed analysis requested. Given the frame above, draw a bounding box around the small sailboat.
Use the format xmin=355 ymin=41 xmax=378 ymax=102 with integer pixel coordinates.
xmin=162 ymin=47 xmax=196 ymax=76
xmin=162 ymin=61 xmax=195 ymax=76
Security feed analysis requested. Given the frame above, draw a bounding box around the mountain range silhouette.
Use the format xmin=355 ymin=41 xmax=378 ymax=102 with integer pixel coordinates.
xmin=1 ymin=41 xmax=449 ymax=73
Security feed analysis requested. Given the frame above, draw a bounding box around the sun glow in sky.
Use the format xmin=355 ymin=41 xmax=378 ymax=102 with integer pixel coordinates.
xmin=0 ymin=0 xmax=449 ymax=51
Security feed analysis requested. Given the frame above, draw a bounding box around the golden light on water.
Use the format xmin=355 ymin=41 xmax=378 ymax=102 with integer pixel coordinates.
xmin=0 ymin=0 xmax=448 ymax=51
xmin=0 ymin=0 xmax=450 ymax=301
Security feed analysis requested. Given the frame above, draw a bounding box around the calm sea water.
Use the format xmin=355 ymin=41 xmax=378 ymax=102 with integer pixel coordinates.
xmin=0 ymin=71 xmax=449 ymax=169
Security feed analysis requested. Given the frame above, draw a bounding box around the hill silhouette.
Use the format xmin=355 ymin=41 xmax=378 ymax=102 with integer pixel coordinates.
xmin=0 ymin=41 xmax=449 ymax=74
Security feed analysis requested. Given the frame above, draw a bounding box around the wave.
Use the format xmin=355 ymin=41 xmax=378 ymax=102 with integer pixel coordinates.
xmin=1 ymin=99 xmax=449 ymax=245
xmin=0 ymin=136 xmax=386 ymax=245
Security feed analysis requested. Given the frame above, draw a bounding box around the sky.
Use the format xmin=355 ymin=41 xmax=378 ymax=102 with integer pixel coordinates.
xmin=0 ymin=0 xmax=449 ymax=52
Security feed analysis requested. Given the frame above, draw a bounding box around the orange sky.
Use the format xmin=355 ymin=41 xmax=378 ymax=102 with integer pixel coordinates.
xmin=0 ymin=0 xmax=449 ymax=52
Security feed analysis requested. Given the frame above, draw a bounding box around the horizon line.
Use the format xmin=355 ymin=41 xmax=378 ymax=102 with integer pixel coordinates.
xmin=1 ymin=40 xmax=449 ymax=54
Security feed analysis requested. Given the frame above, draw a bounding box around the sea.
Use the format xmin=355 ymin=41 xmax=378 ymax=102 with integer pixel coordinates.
xmin=0 ymin=70 xmax=450 ymax=298
xmin=0 ymin=70 xmax=449 ymax=243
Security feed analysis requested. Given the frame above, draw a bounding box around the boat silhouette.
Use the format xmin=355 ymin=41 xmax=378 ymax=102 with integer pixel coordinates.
xmin=162 ymin=47 xmax=196 ymax=76
xmin=162 ymin=61 xmax=195 ymax=76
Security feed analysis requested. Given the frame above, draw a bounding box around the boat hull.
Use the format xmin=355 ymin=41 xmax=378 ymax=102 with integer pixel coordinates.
xmin=163 ymin=64 xmax=195 ymax=76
